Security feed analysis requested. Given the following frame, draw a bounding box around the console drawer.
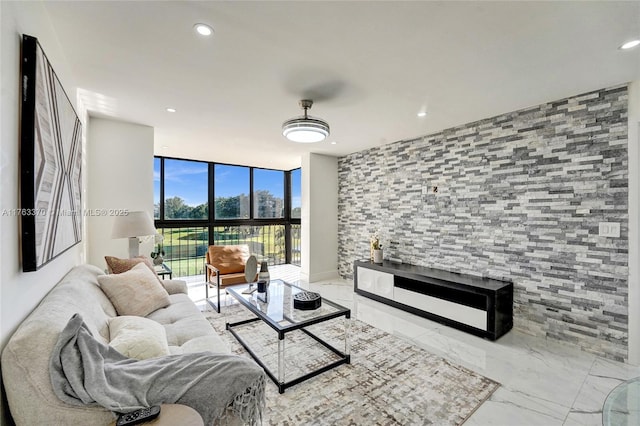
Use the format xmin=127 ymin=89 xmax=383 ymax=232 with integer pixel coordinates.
xmin=394 ymin=287 xmax=487 ymax=331
xmin=357 ymin=267 xmax=394 ymax=299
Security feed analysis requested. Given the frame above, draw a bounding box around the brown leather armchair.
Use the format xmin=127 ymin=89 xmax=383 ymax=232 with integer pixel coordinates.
xmin=205 ymin=244 xmax=256 ymax=312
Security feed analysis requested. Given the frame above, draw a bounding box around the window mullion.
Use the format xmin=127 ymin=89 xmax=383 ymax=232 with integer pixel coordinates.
xmin=249 ymin=167 xmax=254 ymax=220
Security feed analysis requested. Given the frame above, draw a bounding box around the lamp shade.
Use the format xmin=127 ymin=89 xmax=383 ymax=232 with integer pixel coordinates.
xmin=111 ymin=211 xmax=156 ymax=239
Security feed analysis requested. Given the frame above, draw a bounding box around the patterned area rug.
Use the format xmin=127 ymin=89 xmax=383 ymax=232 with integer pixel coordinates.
xmin=206 ymin=304 xmax=499 ymax=425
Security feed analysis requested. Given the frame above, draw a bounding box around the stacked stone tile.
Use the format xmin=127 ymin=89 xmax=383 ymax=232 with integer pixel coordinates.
xmin=338 ymin=85 xmax=629 ymax=361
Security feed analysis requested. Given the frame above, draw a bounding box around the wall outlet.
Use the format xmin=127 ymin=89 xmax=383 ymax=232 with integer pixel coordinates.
xmin=598 ymin=222 xmax=620 ymax=238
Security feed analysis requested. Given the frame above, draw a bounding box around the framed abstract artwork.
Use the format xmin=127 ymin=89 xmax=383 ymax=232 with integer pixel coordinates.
xmin=20 ymin=34 xmax=82 ymax=272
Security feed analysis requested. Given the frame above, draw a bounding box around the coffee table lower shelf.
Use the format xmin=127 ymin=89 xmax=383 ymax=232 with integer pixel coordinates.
xmin=226 ymin=317 xmax=351 ymax=394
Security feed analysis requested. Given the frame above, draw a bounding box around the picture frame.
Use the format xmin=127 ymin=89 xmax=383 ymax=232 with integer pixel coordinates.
xmin=20 ymin=34 xmax=82 ymax=272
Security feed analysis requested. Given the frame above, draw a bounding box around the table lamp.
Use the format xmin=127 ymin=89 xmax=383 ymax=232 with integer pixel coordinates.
xmin=111 ymin=211 xmax=157 ymax=258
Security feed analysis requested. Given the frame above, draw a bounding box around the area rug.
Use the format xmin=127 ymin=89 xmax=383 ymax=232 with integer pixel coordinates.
xmin=206 ymin=305 xmax=499 ymax=425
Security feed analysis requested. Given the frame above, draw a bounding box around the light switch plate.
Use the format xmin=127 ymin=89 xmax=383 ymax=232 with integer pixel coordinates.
xmin=599 ymin=222 xmax=620 ymax=238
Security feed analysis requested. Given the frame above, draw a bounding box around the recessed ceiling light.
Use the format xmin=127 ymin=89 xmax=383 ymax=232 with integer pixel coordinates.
xmin=417 ymin=111 xmax=427 ymax=117
xmin=331 ymin=141 xmax=337 ymax=145
xmin=620 ymin=39 xmax=640 ymax=50
xmin=194 ymin=23 xmax=214 ymax=37
xmin=166 ymin=108 xmax=176 ymax=113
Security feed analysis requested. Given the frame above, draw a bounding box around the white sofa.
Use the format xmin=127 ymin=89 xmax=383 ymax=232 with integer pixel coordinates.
xmin=1 ymin=264 xmax=230 ymax=425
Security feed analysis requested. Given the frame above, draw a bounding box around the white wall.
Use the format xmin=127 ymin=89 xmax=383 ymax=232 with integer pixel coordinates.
xmin=0 ymin=2 xmax=85 ymax=424
xmin=0 ymin=1 xmax=85 ymax=350
xmin=628 ymin=79 xmax=640 ymax=365
xmin=301 ymin=153 xmax=338 ymax=282
xmin=86 ymin=117 xmax=155 ymax=268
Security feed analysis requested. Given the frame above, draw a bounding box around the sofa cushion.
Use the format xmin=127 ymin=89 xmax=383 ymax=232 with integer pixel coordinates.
xmin=98 ymin=263 xmax=170 ymax=316
xmin=161 ymin=279 xmax=188 ymax=295
xmin=147 ymin=293 xmax=230 ymax=355
xmin=109 ymin=316 xmax=170 ymax=360
xmin=207 ymin=245 xmax=249 ymax=275
xmin=104 ymin=255 xmax=163 ymax=283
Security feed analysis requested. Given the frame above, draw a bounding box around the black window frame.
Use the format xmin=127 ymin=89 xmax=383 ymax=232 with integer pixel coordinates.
xmin=213 ymin=163 xmax=251 ymax=221
xmin=160 ymin=157 xmax=210 ymax=221
xmin=154 ymin=156 xmax=301 ymax=264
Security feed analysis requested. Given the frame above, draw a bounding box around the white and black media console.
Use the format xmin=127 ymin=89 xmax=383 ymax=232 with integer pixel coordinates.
xmin=354 ymin=260 xmax=513 ymax=340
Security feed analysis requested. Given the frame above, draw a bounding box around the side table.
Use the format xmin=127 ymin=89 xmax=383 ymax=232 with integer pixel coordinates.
xmin=154 ymin=263 xmax=173 ymax=280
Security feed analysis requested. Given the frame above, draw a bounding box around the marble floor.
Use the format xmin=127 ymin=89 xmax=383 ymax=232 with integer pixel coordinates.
xmin=187 ymin=265 xmax=640 ymax=425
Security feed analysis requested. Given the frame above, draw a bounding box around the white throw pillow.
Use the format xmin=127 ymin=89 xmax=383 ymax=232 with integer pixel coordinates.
xmin=109 ymin=316 xmax=170 ymax=360
xmin=98 ymin=262 xmax=170 ymax=317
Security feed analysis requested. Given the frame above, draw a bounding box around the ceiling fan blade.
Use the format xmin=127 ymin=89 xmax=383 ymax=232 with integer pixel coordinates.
xmin=300 ymin=80 xmax=347 ymax=102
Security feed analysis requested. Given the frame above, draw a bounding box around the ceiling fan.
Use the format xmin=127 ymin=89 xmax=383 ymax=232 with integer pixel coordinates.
xmin=282 ymin=99 xmax=330 ymax=143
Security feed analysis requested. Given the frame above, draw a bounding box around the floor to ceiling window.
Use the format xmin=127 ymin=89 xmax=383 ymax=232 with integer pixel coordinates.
xmin=290 ymin=168 xmax=301 ymax=265
xmin=214 ymin=164 xmax=249 ymax=220
xmin=164 ymin=159 xmax=208 ymax=220
xmin=154 ymin=157 xmax=301 ymax=278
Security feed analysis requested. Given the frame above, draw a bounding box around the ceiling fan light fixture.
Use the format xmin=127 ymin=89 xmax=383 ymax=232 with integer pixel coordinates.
xmin=282 ymin=100 xmax=330 ymax=143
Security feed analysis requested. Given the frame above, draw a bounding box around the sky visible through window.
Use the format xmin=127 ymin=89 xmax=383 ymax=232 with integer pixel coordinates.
xmin=162 ymin=159 xmax=208 ymax=206
xmin=155 ymin=159 xmax=300 ymax=209
xmin=153 ymin=158 xmax=161 ymax=218
xmin=214 ymin=164 xmax=249 ymax=198
xmin=254 ymin=169 xmax=284 ymax=196
xmin=291 ymin=168 xmax=301 ymax=212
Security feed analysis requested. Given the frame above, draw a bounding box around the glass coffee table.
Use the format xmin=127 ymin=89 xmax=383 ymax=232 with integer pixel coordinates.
xmin=603 ymin=377 xmax=640 ymax=426
xmin=225 ymin=279 xmax=351 ymax=393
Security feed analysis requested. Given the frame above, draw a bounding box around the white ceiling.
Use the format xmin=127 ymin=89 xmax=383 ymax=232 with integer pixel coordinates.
xmin=43 ymin=1 xmax=639 ymax=170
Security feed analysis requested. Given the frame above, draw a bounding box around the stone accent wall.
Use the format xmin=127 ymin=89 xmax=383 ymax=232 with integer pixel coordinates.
xmin=338 ymin=85 xmax=629 ymax=361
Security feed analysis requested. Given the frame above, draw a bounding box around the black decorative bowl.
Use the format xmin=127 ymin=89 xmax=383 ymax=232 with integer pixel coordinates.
xmin=293 ymin=291 xmax=322 ymax=310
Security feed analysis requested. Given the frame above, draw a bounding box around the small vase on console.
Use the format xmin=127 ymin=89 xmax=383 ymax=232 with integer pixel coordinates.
xmin=370 ymin=233 xmax=382 ymax=263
